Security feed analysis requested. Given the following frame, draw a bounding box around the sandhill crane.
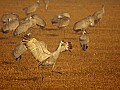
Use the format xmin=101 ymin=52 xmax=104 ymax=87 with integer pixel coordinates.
xmin=79 ymin=30 xmax=89 ymax=51
xmin=23 ymin=0 xmax=40 ymax=15
xmin=92 ymin=5 xmax=105 ymax=25
xmin=1 ymin=13 xmax=19 ymax=23
xmin=51 ymin=13 xmax=70 ymax=37
xmin=13 ymin=40 xmax=27 ymax=60
xmin=13 ymin=34 xmax=72 ymax=81
xmin=13 ymin=33 xmax=31 ymax=60
xmin=58 ymin=16 xmax=70 ymax=29
xmin=13 ymin=16 xmax=36 ymax=36
xmin=31 ymin=14 xmax=46 ymax=29
xmin=51 ymin=13 xmax=70 ymax=27
xmin=73 ymin=15 xmax=94 ymax=33
xmin=2 ymin=18 xmax=19 ymax=33
xmin=44 ymin=0 xmax=50 ymax=11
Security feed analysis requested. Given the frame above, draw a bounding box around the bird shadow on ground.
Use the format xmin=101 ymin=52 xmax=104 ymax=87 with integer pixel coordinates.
xmin=0 ymin=29 xmax=9 ymax=40
xmin=1 ymin=61 xmax=14 ymax=65
xmin=44 ymin=27 xmax=60 ymax=37
xmin=5 ymin=41 xmax=17 ymax=44
xmin=3 ymin=76 xmax=39 ymax=82
xmin=45 ymin=27 xmax=59 ymax=31
xmin=63 ymin=37 xmax=78 ymax=40
xmin=46 ymin=33 xmax=59 ymax=37
xmin=0 ymin=37 xmax=9 ymax=40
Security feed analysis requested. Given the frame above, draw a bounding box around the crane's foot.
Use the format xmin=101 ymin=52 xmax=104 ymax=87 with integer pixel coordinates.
xmin=42 ymin=76 xmax=44 ymax=82
xmin=51 ymin=70 xmax=62 ymax=74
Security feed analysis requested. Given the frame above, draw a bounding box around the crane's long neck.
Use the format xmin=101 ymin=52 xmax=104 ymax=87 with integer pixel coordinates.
xmin=52 ymin=43 xmax=61 ymax=60
xmin=29 ymin=17 xmax=33 ymax=27
xmin=35 ymin=0 xmax=40 ymax=6
xmin=102 ymin=5 xmax=104 ymax=14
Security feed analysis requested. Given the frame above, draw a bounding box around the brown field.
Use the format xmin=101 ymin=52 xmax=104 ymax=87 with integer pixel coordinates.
xmin=0 ymin=0 xmax=120 ymax=90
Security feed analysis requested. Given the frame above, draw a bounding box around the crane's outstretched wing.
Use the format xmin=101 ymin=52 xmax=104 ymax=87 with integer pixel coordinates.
xmin=13 ymin=41 xmax=27 ymax=60
xmin=26 ymin=38 xmax=51 ymax=62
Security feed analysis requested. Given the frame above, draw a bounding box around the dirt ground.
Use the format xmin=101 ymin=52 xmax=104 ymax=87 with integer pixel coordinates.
xmin=0 ymin=0 xmax=120 ymax=90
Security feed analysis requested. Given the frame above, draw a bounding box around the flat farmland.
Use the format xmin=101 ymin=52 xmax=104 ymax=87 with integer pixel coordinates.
xmin=0 ymin=0 xmax=120 ymax=90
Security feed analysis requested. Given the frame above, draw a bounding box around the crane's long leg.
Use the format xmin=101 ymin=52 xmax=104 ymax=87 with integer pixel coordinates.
xmin=16 ymin=56 xmax=22 ymax=61
xmin=64 ymin=28 xmax=66 ymax=38
xmin=99 ymin=19 xmax=101 ymax=27
xmin=41 ymin=66 xmax=44 ymax=81
xmin=60 ymin=27 xmax=66 ymax=39
xmin=51 ymin=63 xmax=62 ymax=74
xmin=98 ymin=20 xmax=100 ymax=27
xmin=45 ymin=0 xmax=49 ymax=11
xmin=51 ymin=63 xmax=56 ymax=72
xmin=45 ymin=4 xmax=48 ymax=11
xmin=38 ymin=63 xmax=44 ymax=81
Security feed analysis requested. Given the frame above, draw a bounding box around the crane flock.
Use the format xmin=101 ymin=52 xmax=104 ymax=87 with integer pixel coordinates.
xmin=0 ymin=0 xmax=105 ymax=81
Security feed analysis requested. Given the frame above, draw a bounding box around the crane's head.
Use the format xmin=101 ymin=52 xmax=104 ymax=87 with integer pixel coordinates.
xmin=60 ymin=40 xmax=72 ymax=52
xmin=82 ymin=30 xmax=86 ymax=35
xmin=58 ymin=15 xmax=63 ymax=19
xmin=88 ymin=15 xmax=95 ymax=27
xmin=61 ymin=13 xmax=70 ymax=18
xmin=58 ymin=13 xmax=70 ymax=19
xmin=25 ymin=16 xmax=32 ymax=21
xmin=8 ymin=18 xmax=12 ymax=22
xmin=22 ymin=32 xmax=32 ymax=42
xmin=37 ymin=0 xmax=40 ymax=4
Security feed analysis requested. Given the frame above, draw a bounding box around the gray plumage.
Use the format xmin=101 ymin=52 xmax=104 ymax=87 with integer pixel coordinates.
xmin=26 ymin=38 xmax=72 ymax=81
xmin=51 ymin=15 xmax=59 ymax=25
xmin=1 ymin=13 xmax=19 ymax=23
xmin=92 ymin=5 xmax=105 ymax=24
xmin=58 ymin=16 xmax=70 ymax=29
xmin=13 ymin=33 xmax=31 ymax=60
xmin=13 ymin=41 xmax=27 ymax=60
xmin=73 ymin=15 xmax=94 ymax=32
xmin=23 ymin=0 xmax=40 ymax=15
xmin=13 ymin=17 xmax=36 ymax=36
xmin=27 ymin=38 xmax=72 ymax=62
xmin=58 ymin=13 xmax=70 ymax=19
xmin=25 ymin=38 xmax=72 ymax=64
xmin=14 ymin=36 xmax=72 ymax=81
xmin=51 ymin=13 xmax=70 ymax=29
xmin=79 ymin=30 xmax=89 ymax=51
xmin=31 ymin=14 xmax=46 ymax=29
xmin=2 ymin=19 xmax=19 ymax=33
